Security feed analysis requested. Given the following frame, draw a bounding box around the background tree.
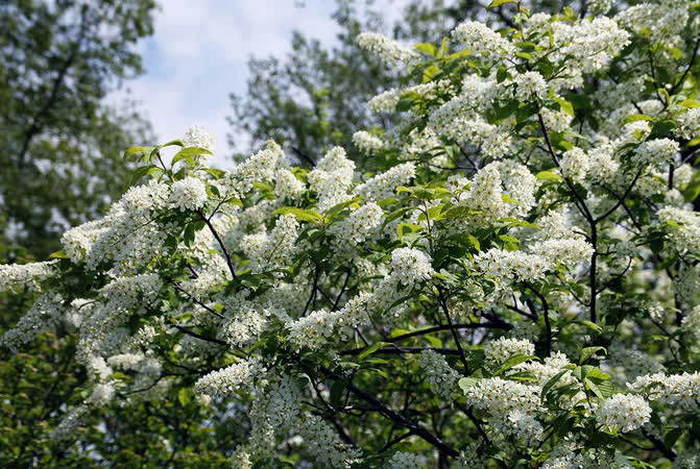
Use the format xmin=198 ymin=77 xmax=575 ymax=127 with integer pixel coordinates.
xmin=227 ymin=0 xmax=628 ymax=166
xmin=0 ymin=2 xmax=232 ymax=467
xmin=0 ymin=0 xmax=156 ymax=262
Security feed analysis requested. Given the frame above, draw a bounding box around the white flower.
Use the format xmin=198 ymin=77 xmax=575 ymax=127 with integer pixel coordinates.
xmin=463 ymin=377 xmax=541 ymax=416
xmin=629 ymin=372 xmax=700 ymax=410
xmin=657 ymin=206 xmax=700 ymax=254
xmin=309 ymin=146 xmax=355 ymax=211
xmin=0 ymin=261 xmax=55 ymax=293
xmin=194 ymin=358 xmax=262 ymax=399
xmin=368 ymin=89 xmax=401 ymax=113
xmin=182 ymin=125 xmax=215 ymax=152
xmin=634 ymin=138 xmax=679 ymax=166
xmin=274 ymin=169 xmax=305 ymax=200
xmin=169 ymin=177 xmax=207 ymax=211
xmin=560 ymin=147 xmax=590 ymax=183
xmin=87 ymin=382 xmax=115 ymax=406
xmin=352 ymin=131 xmax=385 ymax=154
xmin=420 ymin=349 xmax=460 ymax=398
xmin=513 ymin=71 xmax=548 ymax=101
xmin=676 ymin=107 xmax=700 ymax=140
xmin=474 ymin=249 xmax=550 ymax=283
xmin=386 ymin=452 xmax=426 ymax=469
xmin=483 ymin=337 xmax=535 ymax=366
xmin=529 ymin=238 xmax=593 ymax=268
xmin=287 ymin=309 xmax=340 ymax=351
xmin=354 ymin=162 xmax=416 ymax=201
xmin=595 ymin=394 xmax=651 ymax=432
xmin=330 ymin=202 xmax=384 ymax=248
xmin=356 ymin=32 xmax=419 ymax=65
xmin=452 ymin=21 xmax=514 ymax=57
xmin=390 ymin=247 xmax=434 ymax=285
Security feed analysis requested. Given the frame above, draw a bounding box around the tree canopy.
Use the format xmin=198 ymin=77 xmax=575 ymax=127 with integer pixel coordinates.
xmin=4 ymin=0 xmax=700 ymax=467
xmin=3 ymin=0 xmax=700 ymax=467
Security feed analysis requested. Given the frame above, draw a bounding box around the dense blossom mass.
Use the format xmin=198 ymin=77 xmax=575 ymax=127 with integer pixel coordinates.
xmin=2 ymin=1 xmax=700 ymax=467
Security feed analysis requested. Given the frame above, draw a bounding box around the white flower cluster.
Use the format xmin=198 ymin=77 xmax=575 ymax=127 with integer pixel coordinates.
xmin=299 ymin=415 xmax=363 ymax=468
xmin=368 ymin=89 xmax=401 ymax=113
xmin=352 ymin=130 xmax=385 ymax=154
xmin=169 ymin=176 xmax=208 ymax=211
xmin=0 ymin=293 xmax=63 ymax=351
xmin=474 ymin=249 xmax=549 ymax=284
xmin=330 ymin=202 xmax=383 ymax=248
xmin=513 ymin=71 xmax=548 ymax=101
xmin=419 ymin=349 xmax=460 ymax=398
xmin=676 ymin=107 xmax=700 ymax=140
xmin=452 ymin=20 xmax=514 ymax=58
xmin=463 ymin=377 xmax=541 ymax=416
xmin=616 ymin=1 xmax=689 ymax=43
xmin=274 ymin=169 xmax=305 ymax=200
xmin=595 ymin=394 xmax=651 ymax=432
xmin=634 ymin=138 xmax=679 ymax=167
xmin=483 ymin=337 xmax=535 ymax=366
xmin=223 ymin=140 xmax=286 ymax=196
xmin=182 ymin=124 xmax=215 ymax=152
xmin=0 ymin=260 xmax=55 ymax=293
xmin=629 ymin=372 xmax=700 ymax=410
xmin=355 ymin=162 xmax=416 ymax=201
xmin=308 ymin=146 xmax=355 ymax=210
xmin=560 ymin=147 xmax=590 ymax=184
xmin=287 ymin=309 xmax=337 ymax=352
xmin=194 ymin=358 xmax=262 ymax=399
xmin=390 ymin=247 xmax=434 ymax=285
xmin=386 ymin=451 xmax=426 ymax=469
xmin=241 ymin=214 xmax=299 ymax=272
xmin=553 ymin=17 xmax=630 ymax=75
xmin=428 ymin=98 xmax=510 ymax=158
xmin=457 ymin=162 xmax=537 ymax=223
xmin=529 ymin=238 xmax=594 ymax=268
xmin=657 ymin=206 xmax=700 ymax=254
xmin=356 ymin=32 xmax=419 ymax=65
xmin=60 ymin=180 xmax=172 ymax=271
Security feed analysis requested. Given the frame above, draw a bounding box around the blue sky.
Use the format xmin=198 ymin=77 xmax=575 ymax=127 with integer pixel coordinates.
xmin=114 ymin=0 xmax=351 ymax=167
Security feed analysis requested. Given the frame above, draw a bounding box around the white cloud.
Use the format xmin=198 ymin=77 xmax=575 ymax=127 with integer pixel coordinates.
xmin=112 ymin=0 xmax=341 ymax=167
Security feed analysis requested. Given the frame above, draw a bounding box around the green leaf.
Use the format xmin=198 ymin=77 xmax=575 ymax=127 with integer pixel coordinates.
xmin=49 ymin=250 xmax=68 ymax=259
xmin=329 ymin=380 xmax=345 ymax=408
xmin=664 ymin=427 xmax=683 ymax=449
xmin=680 ymin=99 xmax=700 ymax=108
xmin=488 ymin=0 xmax=517 ymax=8
xmin=172 ymin=146 xmax=212 ymax=165
xmin=422 ymin=64 xmax=442 ymax=82
xmin=622 ymin=114 xmax=654 ymax=124
xmin=578 ymin=320 xmax=603 ymax=334
xmin=123 ymin=145 xmax=151 ymax=160
xmin=414 ymin=43 xmax=437 ymax=56
xmin=357 ymin=341 xmax=391 ymax=360
xmin=541 ymin=370 xmax=568 ymax=399
xmin=579 ymin=346 xmax=606 ymax=364
xmin=554 ymin=97 xmax=575 ymax=117
xmin=585 ymin=378 xmax=605 ymax=398
xmin=459 ymin=377 xmax=479 ymax=394
xmin=274 ymin=207 xmax=325 ymax=224
xmin=536 ymin=170 xmax=562 ymax=181
xmin=397 ymin=223 xmax=423 ymax=240
xmin=493 ymin=354 xmax=537 ymax=376
xmin=178 ymin=387 xmax=191 ymax=406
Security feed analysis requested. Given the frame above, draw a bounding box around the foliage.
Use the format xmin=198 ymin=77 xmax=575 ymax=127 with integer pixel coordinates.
xmin=4 ymin=0 xmax=700 ymax=468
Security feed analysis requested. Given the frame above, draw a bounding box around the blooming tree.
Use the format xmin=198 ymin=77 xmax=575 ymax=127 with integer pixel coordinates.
xmin=3 ymin=1 xmax=700 ymax=467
